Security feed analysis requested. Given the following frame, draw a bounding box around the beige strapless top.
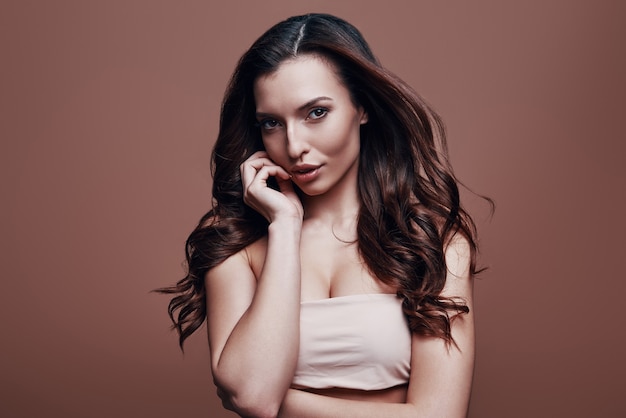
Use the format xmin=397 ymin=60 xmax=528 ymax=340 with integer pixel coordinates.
xmin=292 ymin=293 xmax=412 ymax=390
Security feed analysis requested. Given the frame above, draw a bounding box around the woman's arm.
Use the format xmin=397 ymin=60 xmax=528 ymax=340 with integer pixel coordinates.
xmin=278 ymin=235 xmax=475 ymax=418
xmin=207 ymin=152 xmax=304 ymax=418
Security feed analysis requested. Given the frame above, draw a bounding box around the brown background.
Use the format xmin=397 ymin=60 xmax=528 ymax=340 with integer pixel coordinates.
xmin=2 ymin=1 xmax=625 ymax=417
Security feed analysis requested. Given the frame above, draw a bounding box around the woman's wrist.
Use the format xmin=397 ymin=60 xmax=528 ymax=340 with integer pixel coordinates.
xmin=269 ymin=215 xmax=303 ymax=234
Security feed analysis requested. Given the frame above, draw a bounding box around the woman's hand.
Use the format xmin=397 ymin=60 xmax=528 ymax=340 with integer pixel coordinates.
xmin=240 ymin=151 xmax=304 ymax=223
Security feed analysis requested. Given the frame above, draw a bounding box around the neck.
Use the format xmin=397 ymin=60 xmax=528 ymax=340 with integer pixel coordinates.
xmin=301 ymin=177 xmax=360 ymax=234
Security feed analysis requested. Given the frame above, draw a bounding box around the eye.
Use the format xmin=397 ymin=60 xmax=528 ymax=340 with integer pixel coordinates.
xmin=307 ymin=107 xmax=328 ymax=120
xmin=258 ymin=118 xmax=281 ymax=131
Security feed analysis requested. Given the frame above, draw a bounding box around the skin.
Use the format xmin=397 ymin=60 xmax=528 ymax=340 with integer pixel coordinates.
xmin=206 ymin=55 xmax=475 ymax=418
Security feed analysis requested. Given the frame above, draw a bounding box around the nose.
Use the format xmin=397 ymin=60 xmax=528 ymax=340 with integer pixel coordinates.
xmin=286 ymin=123 xmax=310 ymax=160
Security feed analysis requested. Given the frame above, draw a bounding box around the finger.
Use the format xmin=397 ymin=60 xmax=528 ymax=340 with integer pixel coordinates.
xmin=243 ymin=156 xmax=290 ymax=181
xmin=275 ymin=175 xmax=296 ymax=194
xmin=276 ymin=177 xmax=303 ymax=209
xmin=243 ymin=166 xmax=291 ymax=212
xmin=241 ymin=151 xmax=270 ymax=169
xmin=241 ymin=158 xmax=275 ymax=188
xmin=240 ymin=155 xmax=278 ymax=179
xmin=248 ymin=164 xmax=291 ymax=187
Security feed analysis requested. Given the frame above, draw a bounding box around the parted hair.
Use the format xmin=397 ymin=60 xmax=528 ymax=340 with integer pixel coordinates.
xmin=158 ymin=13 xmax=482 ymax=348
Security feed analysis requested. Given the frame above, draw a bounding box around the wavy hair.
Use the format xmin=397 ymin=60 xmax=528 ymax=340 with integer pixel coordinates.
xmin=158 ymin=13 xmax=484 ymax=348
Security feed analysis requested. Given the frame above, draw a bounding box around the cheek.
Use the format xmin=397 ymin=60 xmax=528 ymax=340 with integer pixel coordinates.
xmin=261 ymin=138 xmax=287 ymax=163
xmin=319 ymin=119 xmax=361 ymax=156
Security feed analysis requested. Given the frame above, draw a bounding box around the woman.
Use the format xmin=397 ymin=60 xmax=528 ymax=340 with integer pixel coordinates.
xmin=160 ymin=13 xmax=482 ymax=417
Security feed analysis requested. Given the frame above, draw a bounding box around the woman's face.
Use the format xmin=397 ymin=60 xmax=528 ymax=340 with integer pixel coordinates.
xmin=253 ymin=55 xmax=367 ymax=197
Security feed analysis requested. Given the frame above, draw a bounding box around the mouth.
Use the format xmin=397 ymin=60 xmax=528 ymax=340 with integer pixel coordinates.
xmin=291 ymin=165 xmax=322 ymax=182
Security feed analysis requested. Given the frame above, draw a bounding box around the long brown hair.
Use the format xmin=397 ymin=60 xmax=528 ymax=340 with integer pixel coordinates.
xmin=158 ymin=13 xmax=484 ymax=348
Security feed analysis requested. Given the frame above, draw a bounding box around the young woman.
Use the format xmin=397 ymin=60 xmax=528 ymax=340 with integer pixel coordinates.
xmin=160 ymin=13 xmax=483 ymax=418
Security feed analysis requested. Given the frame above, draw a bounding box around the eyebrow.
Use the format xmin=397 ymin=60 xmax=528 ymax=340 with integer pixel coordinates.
xmin=256 ymin=96 xmax=333 ymax=118
xmin=297 ymin=96 xmax=333 ymax=111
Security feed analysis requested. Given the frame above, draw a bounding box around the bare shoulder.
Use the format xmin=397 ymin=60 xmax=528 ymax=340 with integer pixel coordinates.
xmin=441 ymin=233 xmax=473 ymax=299
xmin=204 ymin=236 xmax=269 ymax=333
xmin=205 ymin=246 xmax=256 ymax=314
xmin=205 ymin=235 xmax=268 ymax=282
xmin=444 ymin=233 xmax=472 ymax=280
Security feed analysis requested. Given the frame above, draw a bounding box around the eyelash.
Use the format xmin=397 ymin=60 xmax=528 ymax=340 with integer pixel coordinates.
xmin=307 ymin=107 xmax=328 ymax=120
xmin=256 ymin=107 xmax=329 ymax=131
xmin=258 ymin=119 xmax=280 ymax=130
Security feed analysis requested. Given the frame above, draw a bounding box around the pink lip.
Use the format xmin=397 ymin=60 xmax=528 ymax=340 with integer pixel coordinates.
xmin=291 ymin=164 xmax=322 ymax=182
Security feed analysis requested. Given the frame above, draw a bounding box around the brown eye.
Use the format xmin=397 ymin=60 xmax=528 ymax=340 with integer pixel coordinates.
xmin=308 ymin=107 xmax=328 ymax=120
xmin=260 ymin=119 xmax=280 ymax=130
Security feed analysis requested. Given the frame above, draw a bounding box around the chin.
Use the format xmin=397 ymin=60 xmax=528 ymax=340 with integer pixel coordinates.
xmin=294 ymin=183 xmax=329 ymax=197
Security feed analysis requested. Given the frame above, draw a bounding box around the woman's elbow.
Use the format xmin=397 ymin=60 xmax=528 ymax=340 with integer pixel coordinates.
xmin=228 ymin=394 xmax=281 ymax=418
xmin=214 ymin=376 xmax=282 ymax=418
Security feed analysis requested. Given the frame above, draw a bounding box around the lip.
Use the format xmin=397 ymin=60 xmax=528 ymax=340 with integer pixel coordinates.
xmin=290 ymin=164 xmax=322 ymax=183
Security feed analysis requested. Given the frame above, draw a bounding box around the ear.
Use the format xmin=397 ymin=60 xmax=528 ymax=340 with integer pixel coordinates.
xmin=359 ymin=107 xmax=368 ymax=125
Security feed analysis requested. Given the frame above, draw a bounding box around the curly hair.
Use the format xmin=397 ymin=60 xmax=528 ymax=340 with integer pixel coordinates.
xmin=157 ymin=13 xmax=484 ymax=348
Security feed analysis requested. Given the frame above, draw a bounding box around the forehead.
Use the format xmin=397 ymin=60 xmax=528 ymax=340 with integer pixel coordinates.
xmin=253 ymin=55 xmax=349 ymax=110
